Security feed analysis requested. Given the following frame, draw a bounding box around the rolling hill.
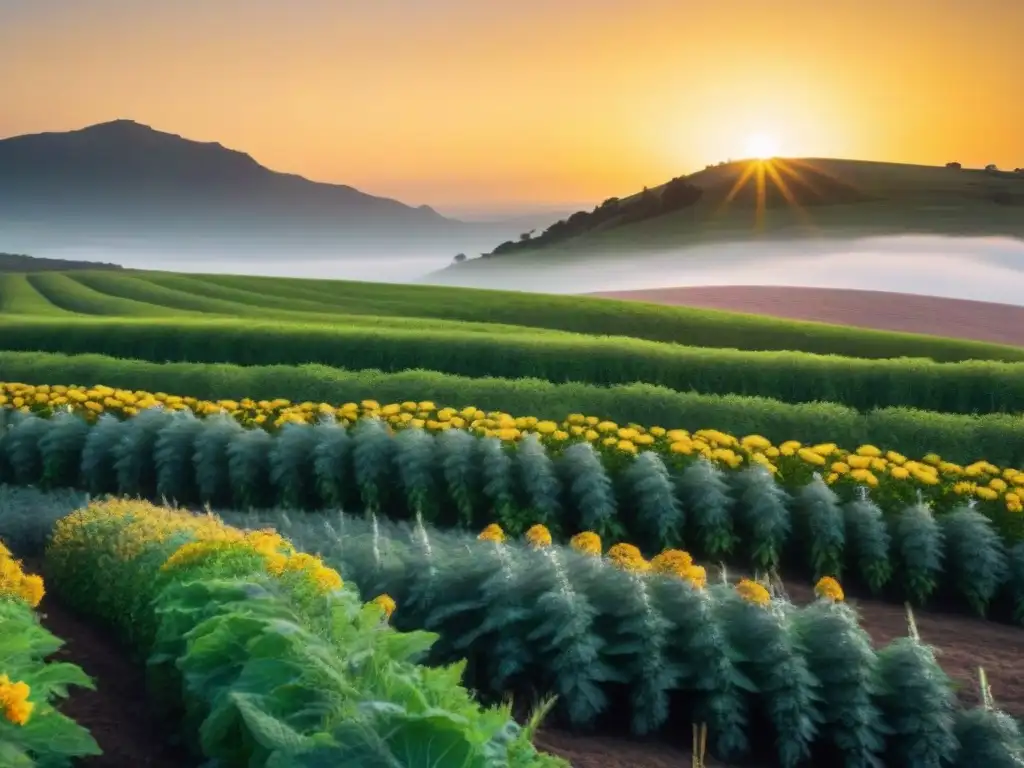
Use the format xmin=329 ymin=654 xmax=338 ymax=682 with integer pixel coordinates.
xmin=458 ymin=157 xmax=1024 ymax=263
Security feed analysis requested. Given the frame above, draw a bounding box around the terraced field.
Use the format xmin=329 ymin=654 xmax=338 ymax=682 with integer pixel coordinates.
xmin=3 ymin=266 xmax=1024 ymax=767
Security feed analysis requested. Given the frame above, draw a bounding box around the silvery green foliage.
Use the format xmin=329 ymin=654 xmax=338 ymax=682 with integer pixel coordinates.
xmin=514 ymin=434 xmax=561 ymax=528
xmin=676 ymin=457 xmax=736 ymax=559
xmin=269 ymin=422 xmax=323 ymax=510
xmin=1010 ymin=543 xmax=1024 ymax=626
xmin=622 ymin=450 xmax=682 ymax=550
xmin=113 ymin=407 xmax=175 ymax=498
xmin=226 ymin=426 xmax=275 ymax=510
xmin=477 ymin=436 xmax=516 ymax=528
xmin=791 ymin=600 xmax=885 ymax=768
xmin=646 ymin=575 xmax=749 ymax=761
xmin=80 ymin=413 xmax=128 ymax=495
xmin=842 ymin=497 xmax=893 ymax=594
xmin=713 ymin=586 xmax=821 ymax=768
xmin=437 ymin=428 xmax=480 ymax=527
xmin=583 ymin=562 xmax=679 ymax=735
xmin=6 ymin=413 xmax=51 ymax=485
xmin=312 ymin=424 xmax=352 ymax=510
xmin=891 ymin=503 xmax=945 ymax=605
xmin=153 ymin=409 xmax=204 ymax=504
xmin=939 ymin=507 xmax=1009 ymax=616
xmin=38 ymin=411 xmax=89 ymax=489
xmin=794 ymin=475 xmax=846 ymax=580
xmin=0 ymin=408 xmax=30 ymax=483
xmin=559 ymin=441 xmax=617 ymax=539
xmin=394 ymin=428 xmax=439 ymax=522
xmin=351 ymin=417 xmax=395 ymax=513
xmin=401 ymin=514 xmax=443 ymax=616
xmin=948 ymin=706 xmax=1024 ymax=768
xmin=731 ymin=466 xmax=792 ymax=571
xmin=873 ymin=636 xmax=957 ymax=768
xmin=192 ymin=413 xmax=245 ymax=507
xmin=0 ymin=484 xmax=87 ymax=555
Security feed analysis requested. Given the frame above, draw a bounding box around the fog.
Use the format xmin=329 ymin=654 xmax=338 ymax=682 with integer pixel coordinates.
xmin=10 ymin=232 xmax=1024 ymax=306
xmin=421 ymin=234 xmax=1024 ymax=306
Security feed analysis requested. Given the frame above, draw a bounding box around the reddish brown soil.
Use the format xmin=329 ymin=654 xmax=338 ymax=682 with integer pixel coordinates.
xmin=537 ymin=578 xmax=1024 ymax=768
xmin=591 ymin=285 xmax=1024 ymax=347
xmin=31 ymin=567 xmax=192 ymax=767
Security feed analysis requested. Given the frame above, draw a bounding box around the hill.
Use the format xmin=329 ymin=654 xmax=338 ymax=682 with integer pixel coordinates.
xmin=467 ymin=157 xmax=1024 ymax=260
xmin=0 ymin=252 xmax=122 ymax=272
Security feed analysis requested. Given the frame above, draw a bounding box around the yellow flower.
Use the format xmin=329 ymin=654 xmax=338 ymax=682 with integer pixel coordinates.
xmin=735 ymin=578 xmax=771 ymax=606
xmin=569 ymin=531 xmax=601 ymax=556
xmin=831 ymin=461 xmax=851 ymax=474
xmin=683 ymin=565 xmax=707 ymax=589
xmin=741 ymin=434 xmax=773 ymax=451
xmin=478 ymin=523 xmax=506 ymax=544
xmin=856 ymin=444 xmax=882 ymax=457
xmin=525 ymin=524 xmax=553 ymax=549
xmin=650 ymin=549 xmax=693 ymax=577
xmin=0 ymin=675 xmax=33 ymax=726
xmin=814 ymin=576 xmax=844 ymax=602
xmin=976 ymin=487 xmax=999 ymax=501
xmin=312 ymin=565 xmax=343 ymax=593
xmin=617 ymin=439 xmax=638 ymax=455
xmin=606 ymin=543 xmax=650 ymax=573
xmin=535 ymin=420 xmax=558 ymax=435
xmin=779 ymin=440 xmax=802 ymax=456
xmin=19 ymin=574 xmax=45 ymax=608
xmin=371 ymin=593 xmax=397 ymax=619
xmin=669 ymin=440 xmax=694 ymax=455
xmin=889 ymin=466 xmax=911 ymax=480
xmin=797 ymin=448 xmax=827 ymax=466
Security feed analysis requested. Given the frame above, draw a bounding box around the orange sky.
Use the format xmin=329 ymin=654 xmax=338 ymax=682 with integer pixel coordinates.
xmin=1 ymin=0 xmax=1021 ymax=213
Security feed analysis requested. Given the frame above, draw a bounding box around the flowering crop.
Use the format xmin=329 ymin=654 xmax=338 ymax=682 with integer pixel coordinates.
xmin=3 ymin=381 xmax=1022 ymax=519
xmin=42 ymin=501 xmax=566 ymax=767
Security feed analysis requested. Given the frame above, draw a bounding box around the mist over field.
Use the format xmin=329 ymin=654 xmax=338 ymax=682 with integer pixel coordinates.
xmin=423 ymin=234 xmax=1024 ymax=306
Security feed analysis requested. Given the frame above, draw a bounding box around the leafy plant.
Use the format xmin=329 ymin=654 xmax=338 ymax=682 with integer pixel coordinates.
xmin=731 ymin=466 xmax=792 ymax=571
xmin=676 ymin=457 xmax=736 ymax=559
xmin=891 ymin=503 xmax=945 ymax=605
xmin=559 ymin=442 xmax=618 ymax=540
xmin=842 ymin=495 xmax=892 ymax=594
xmin=794 ymin=474 xmax=846 ymax=580
xmin=621 ymin=450 xmax=682 ymax=551
xmin=939 ymin=506 xmax=1008 ymax=616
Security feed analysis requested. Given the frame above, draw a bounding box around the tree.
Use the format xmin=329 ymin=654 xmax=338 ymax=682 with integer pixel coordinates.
xmin=453 ymin=253 xmax=466 ymax=263
xmin=945 ymin=162 xmax=962 ymax=169
xmin=986 ymin=164 xmax=999 ymax=171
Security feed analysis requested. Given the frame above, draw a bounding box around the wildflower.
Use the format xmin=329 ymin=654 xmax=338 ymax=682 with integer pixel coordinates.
xmin=798 ymin=448 xmax=827 ymax=466
xmin=312 ymin=565 xmax=343 ymax=593
xmin=478 ymin=523 xmax=505 ymax=544
xmin=814 ymin=576 xmax=845 ymax=602
xmin=650 ymin=549 xmax=693 ymax=577
xmin=735 ymin=578 xmax=771 ymax=606
xmin=372 ymin=593 xmax=397 ymax=619
xmin=684 ymin=565 xmax=707 ymax=589
xmin=569 ymin=531 xmax=601 ymax=556
xmin=607 ymin=543 xmax=650 ymax=573
xmin=525 ymin=524 xmax=552 ymax=549
xmin=0 ymin=675 xmax=33 ymax=726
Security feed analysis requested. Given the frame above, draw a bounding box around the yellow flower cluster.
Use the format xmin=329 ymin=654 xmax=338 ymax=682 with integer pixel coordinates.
xmin=607 ymin=543 xmax=652 ymax=573
xmin=525 ymin=524 xmax=553 ymax=549
xmin=735 ymin=578 xmax=772 ymax=607
xmin=478 ymin=524 xmax=506 ymax=544
xmin=52 ymin=500 xmax=344 ymax=596
xmin=814 ymin=576 xmax=845 ymax=603
xmin=0 ymin=674 xmax=33 ymax=726
xmin=650 ymin=549 xmax=708 ymax=589
xmin=0 ymin=540 xmax=45 ymax=608
xmin=372 ymin=593 xmax=397 ymax=619
xmin=5 ymin=381 xmax=1024 ymax=513
xmin=569 ymin=531 xmax=602 ymax=556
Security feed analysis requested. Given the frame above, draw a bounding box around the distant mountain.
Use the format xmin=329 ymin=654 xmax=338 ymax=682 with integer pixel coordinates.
xmin=0 ymin=120 xmax=465 ymax=242
xmin=470 ymin=157 xmax=1024 ymax=260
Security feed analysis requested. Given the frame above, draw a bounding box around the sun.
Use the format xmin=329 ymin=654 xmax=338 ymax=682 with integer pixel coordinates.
xmin=743 ymin=133 xmax=780 ymax=160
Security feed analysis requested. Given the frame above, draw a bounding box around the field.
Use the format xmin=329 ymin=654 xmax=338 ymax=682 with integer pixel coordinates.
xmin=593 ymin=286 xmax=1024 ymax=348
xmin=3 ymin=266 xmax=1024 ymax=767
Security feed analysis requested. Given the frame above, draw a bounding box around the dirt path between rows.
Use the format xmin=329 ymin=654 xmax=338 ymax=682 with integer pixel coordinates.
xmin=29 ymin=559 xmax=192 ymax=768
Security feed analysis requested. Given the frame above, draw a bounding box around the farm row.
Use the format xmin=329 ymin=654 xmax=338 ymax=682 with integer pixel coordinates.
xmin=5 ymin=269 xmax=1020 ymax=362
xmin=2 ymin=497 xmax=568 ymax=767
xmin=3 ymin=401 xmax=1024 ymax=622
xmin=0 ymin=537 xmax=101 ymax=765
xmin=5 ymin=315 xmax=1024 ymax=414
xmin=7 ymin=352 xmax=1024 ymax=464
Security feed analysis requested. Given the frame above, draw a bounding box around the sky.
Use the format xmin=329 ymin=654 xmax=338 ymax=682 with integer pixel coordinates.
xmin=1 ymin=0 xmax=1021 ymax=215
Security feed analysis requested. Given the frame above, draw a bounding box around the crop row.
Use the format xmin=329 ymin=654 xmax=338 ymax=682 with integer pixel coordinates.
xmin=16 ymin=269 xmax=1023 ymax=363
xmin=3 ymin=405 xmax=1024 ymax=620
xmin=7 ymin=354 xmax=1024 ymax=466
xmin=0 ymin=538 xmax=101 ymax=765
xmin=221 ymin=506 xmax=1024 ymax=768
xmin=4 ymin=315 xmax=1024 ymax=415
xmin=42 ymin=498 xmax=566 ymax=767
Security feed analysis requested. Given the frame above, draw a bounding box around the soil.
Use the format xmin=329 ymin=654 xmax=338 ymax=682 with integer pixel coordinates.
xmin=590 ymin=285 xmax=1024 ymax=347
xmin=27 ymin=558 xmax=192 ymax=768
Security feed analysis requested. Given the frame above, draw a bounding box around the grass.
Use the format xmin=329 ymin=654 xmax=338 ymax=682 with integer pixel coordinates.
xmin=5 ymin=350 xmax=1024 ymax=466
xmin=3 ymin=315 xmax=1024 ymax=415
xmin=3 ymin=269 xmax=1023 ymax=363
